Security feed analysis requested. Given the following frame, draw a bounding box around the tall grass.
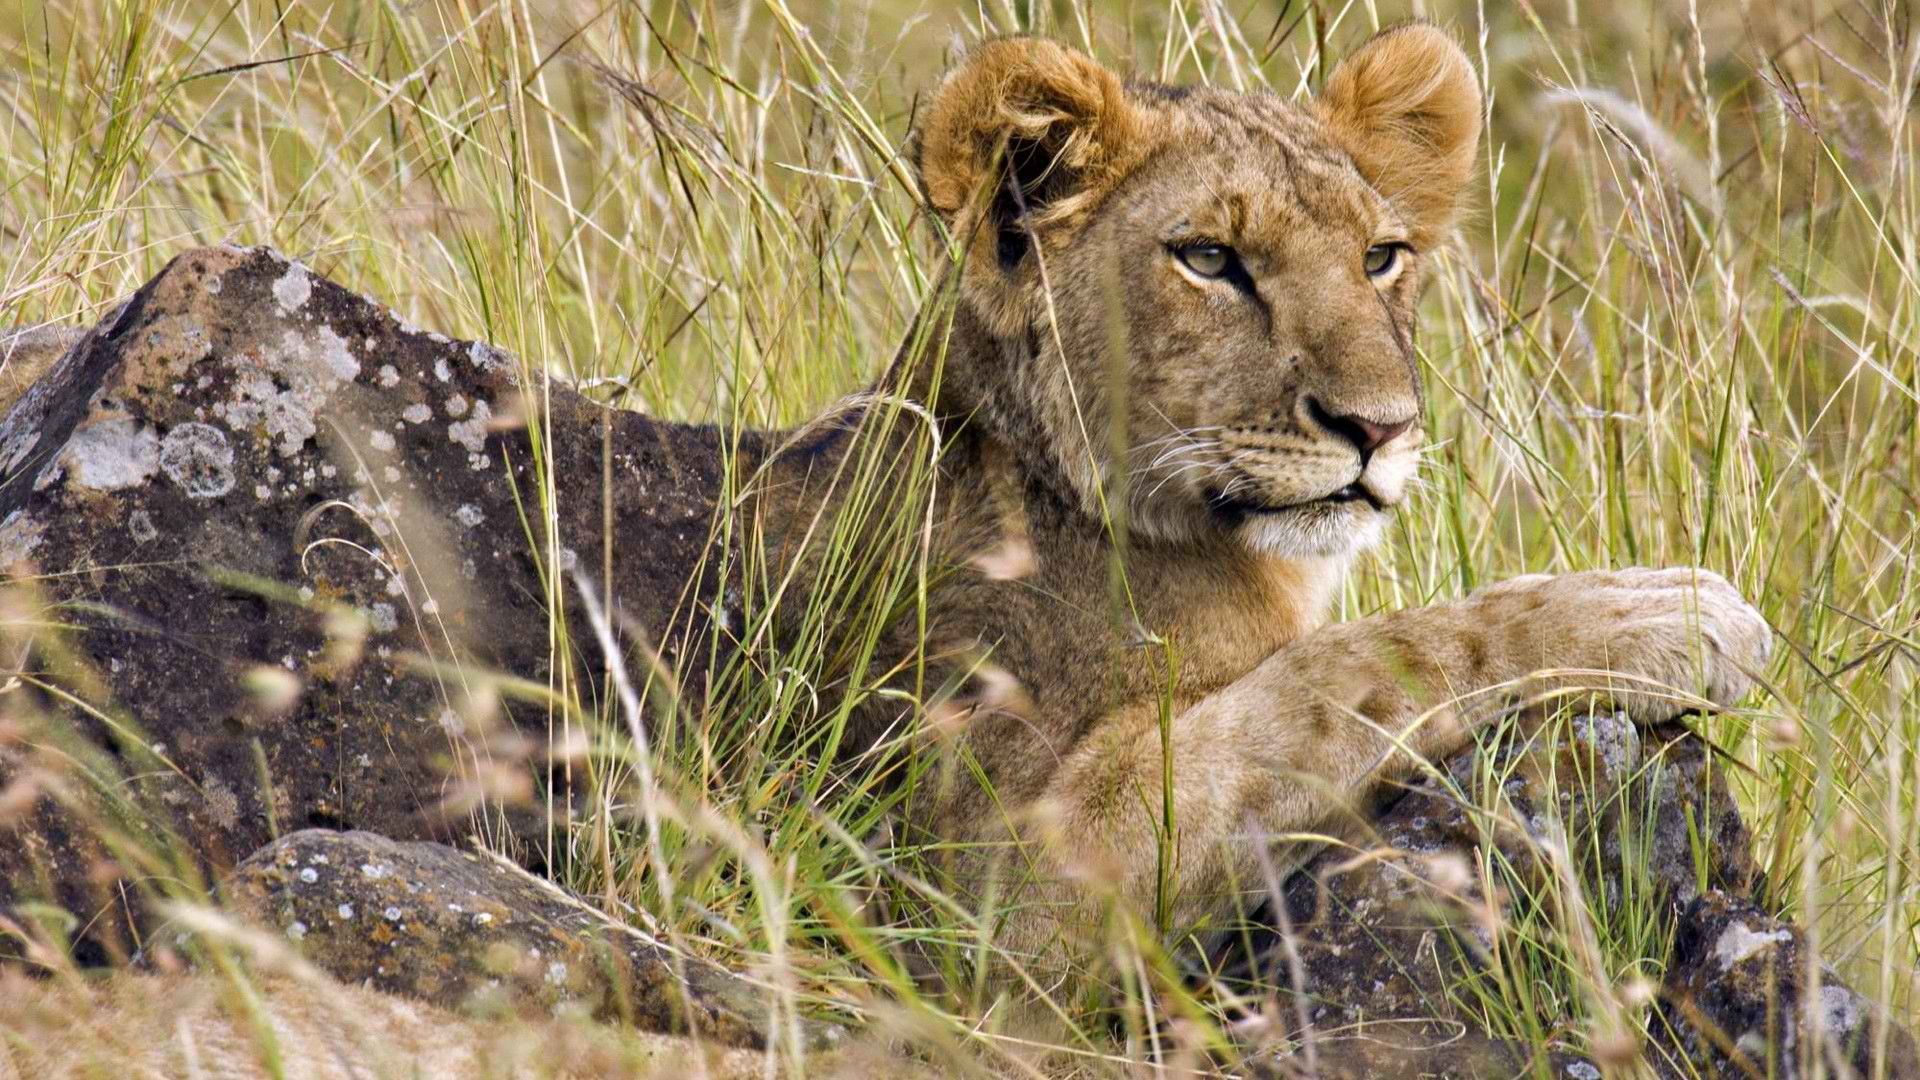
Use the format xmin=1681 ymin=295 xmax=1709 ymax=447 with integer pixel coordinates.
xmin=2 ymin=0 xmax=1916 ymax=1074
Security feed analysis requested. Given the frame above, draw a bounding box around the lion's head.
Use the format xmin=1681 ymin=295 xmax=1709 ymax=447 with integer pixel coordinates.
xmin=912 ymin=25 xmax=1480 ymax=558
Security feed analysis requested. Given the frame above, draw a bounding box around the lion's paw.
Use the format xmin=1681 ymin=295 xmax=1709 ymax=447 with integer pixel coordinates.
xmin=1487 ymin=567 xmax=1771 ymax=723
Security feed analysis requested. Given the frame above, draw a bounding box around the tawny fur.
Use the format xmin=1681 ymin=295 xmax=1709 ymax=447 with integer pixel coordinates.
xmin=757 ymin=24 xmax=1771 ymax=980
xmin=7 ymin=25 xmax=1773 ymax=1048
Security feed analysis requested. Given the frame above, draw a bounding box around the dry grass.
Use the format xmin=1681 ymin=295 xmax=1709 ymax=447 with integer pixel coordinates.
xmin=2 ymin=0 xmax=1917 ymax=1075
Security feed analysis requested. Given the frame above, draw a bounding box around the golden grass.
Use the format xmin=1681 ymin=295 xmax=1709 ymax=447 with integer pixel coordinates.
xmin=2 ymin=0 xmax=1916 ymax=1074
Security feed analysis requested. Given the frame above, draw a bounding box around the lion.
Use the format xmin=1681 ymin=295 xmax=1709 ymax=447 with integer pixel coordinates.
xmin=775 ymin=23 xmax=1774 ymax=979
xmin=0 ymin=23 xmax=1774 ymax=1072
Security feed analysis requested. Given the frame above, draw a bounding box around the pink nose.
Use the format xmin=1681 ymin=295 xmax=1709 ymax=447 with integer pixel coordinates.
xmin=1307 ymin=397 xmax=1413 ymax=460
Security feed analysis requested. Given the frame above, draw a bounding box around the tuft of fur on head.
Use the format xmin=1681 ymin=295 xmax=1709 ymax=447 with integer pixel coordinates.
xmin=1316 ymin=23 xmax=1483 ymax=249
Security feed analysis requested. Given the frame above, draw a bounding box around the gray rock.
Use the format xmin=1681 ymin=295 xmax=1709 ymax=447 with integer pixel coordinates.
xmin=221 ymin=829 xmax=841 ymax=1050
xmin=1226 ymin=719 xmax=1911 ymax=1078
xmin=1661 ymin=890 xmax=1918 ymax=1078
xmin=0 ymin=246 xmax=746 ymax=958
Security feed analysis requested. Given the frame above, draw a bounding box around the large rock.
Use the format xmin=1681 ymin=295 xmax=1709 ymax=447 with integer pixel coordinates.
xmin=0 ymin=246 xmax=746 ymax=956
xmin=1663 ymin=890 xmax=1918 ymax=1078
xmin=220 ymin=829 xmax=842 ymax=1050
xmin=1225 ymin=716 xmax=1915 ymax=1079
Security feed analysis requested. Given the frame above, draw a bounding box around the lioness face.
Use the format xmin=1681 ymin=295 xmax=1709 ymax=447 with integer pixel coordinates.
xmin=916 ymin=27 xmax=1480 ymax=558
xmin=1086 ymin=106 xmax=1433 ymax=557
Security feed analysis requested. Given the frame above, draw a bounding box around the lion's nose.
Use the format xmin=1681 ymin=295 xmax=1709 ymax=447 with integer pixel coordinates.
xmin=1306 ymin=397 xmax=1413 ymax=463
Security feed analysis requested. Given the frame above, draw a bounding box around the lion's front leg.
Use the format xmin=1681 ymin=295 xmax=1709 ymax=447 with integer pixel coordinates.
xmin=1001 ymin=568 xmax=1772 ymax=966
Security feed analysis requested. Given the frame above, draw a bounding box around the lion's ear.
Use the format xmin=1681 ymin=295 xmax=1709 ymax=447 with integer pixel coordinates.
xmin=915 ymin=37 xmax=1146 ymax=270
xmin=1318 ymin=24 xmax=1481 ymax=247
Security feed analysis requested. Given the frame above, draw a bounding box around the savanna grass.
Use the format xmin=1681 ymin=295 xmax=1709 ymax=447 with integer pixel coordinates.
xmin=2 ymin=0 xmax=1916 ymax=1075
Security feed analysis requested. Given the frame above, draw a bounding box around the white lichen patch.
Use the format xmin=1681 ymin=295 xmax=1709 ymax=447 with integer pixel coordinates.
xmin=434 ymin=357 xmax=452 ymax=383
xmin=402 ymin=402 xmax=432 ymax=424
xmin=337 ymin=903 xmax=355 ymax=920
xmin=445 ymin=394 xmax=469 ymax=418
xmin=368 ymin=602 xmax=398 ymax=634
xmin=58 ymin=417 xmax=160 ymax=491
xmin=1811 ymin=982 xmax=1861 ymax=1036
xmin=455 ymin=503 xmax=484 ymax=528
xmin=378 ymin=364 xmax=401 ymax=388
xmin=360 ymin=863 xmax=390 ymax=880
xmin=383 ymin=906 xmax=403 ymax=922
xmin=128 ymin=510 xmax=158 ymax=544
xmin=1714 ymin=921 xmax=1793 ymax=971
xmin=159 ymin=422 xmax=237 ymax=499
xmin=0 ymin=511 xmax=47 ymax=566
xmin=369 ymin=430 xmax=396 ymax=453
xmin=214 ymin=327 xmax=360 ymax=457
xmin=272 ymin=262 xmax=313 ymax=314
xmin=299 ymin=867 xmax=319 ymax=884
xmin=467 ymin=341 xmax=511 ymax=372
xmin=449 ymin=399 xmax=492 ymax=455
xmin=1572 ymin=711 xmax=1637 ymax=782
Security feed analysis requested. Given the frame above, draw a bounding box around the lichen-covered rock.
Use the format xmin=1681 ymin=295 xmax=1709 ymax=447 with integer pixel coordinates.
xmin=221 ymin=830 xmax=840 ymax=1051
xmin=1226 ymin=718 xmax=1910 ymax=1078
xmin=0 ymin=247 xmax=740 ymax=957
xmin=1661 ymin=890 xmax=1918 ymax=1079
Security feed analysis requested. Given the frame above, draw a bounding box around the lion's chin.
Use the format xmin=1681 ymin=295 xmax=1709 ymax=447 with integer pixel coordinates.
xmin=1233 ymin=502 xmax=1387 ymax=559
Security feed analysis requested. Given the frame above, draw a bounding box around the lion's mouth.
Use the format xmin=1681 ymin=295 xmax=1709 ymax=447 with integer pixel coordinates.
xmin=1206 ymin=482 xmax=1385 ymax=521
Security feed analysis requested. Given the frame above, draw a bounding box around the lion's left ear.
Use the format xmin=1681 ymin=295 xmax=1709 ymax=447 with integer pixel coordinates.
xmin=1317 ymin=24 xmax=1482 ymax=247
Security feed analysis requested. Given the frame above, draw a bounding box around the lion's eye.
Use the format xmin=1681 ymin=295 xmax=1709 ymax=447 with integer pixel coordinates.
xmin=1176 ymin=244 xmax=1233 ymax=279
xmin=1364 ymin=244 xmax=1403 ymax=277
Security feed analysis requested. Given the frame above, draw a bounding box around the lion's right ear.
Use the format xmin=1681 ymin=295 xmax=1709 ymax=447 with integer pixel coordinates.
xmin=914 ymin=37 xmax=1146 ymax=272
